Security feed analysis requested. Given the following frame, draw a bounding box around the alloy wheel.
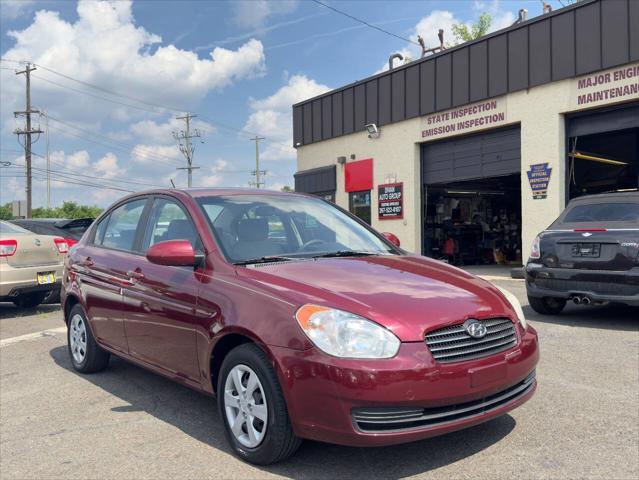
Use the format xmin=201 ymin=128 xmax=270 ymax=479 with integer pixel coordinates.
xmin=224 ymin=364 xmax=268 ymax=448
xmin=69 ymin=313 xmax=87 ymax=364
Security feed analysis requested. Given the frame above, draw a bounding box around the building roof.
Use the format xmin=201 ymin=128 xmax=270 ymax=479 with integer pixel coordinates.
xmin=292 ymin=0 xmax=637 ymax=148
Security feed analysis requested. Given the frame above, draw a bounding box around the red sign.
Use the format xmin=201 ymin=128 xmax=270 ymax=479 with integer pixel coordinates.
xmin=345 ymin=158 xmax=373 ymax=192
xmin=378 ymin=182 xmax=403 ymax=220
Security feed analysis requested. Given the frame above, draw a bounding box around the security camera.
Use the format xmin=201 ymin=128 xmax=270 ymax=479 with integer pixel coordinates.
xmin=365 ymin=123 xmax=379 ymax=139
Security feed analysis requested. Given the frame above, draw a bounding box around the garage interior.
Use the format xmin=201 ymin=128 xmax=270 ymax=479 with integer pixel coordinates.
xmin=422 ymin=126 xmax=522 ymax=266
xmin=567 ymin=103 xmax=639 ymax=200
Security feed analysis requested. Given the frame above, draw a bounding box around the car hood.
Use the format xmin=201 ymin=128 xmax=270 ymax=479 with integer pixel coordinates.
xmin=236 ymin=255 xmax=517 ymax=342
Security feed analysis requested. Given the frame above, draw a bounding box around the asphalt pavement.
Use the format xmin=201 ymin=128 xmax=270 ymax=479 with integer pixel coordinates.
xmin=1 ymin=274 xmax=637 ymax=479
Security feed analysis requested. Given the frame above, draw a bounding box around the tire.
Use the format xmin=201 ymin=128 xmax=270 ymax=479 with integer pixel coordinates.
xmin=12 ymin=291 xmax=48 ymax=308
xmin=218 ymin=343 xmax=302 ymax=465
xmin=528 ymin=295 xmax=566 ymax=315
xmin=66 ymin=304 xmax=110 ymax=373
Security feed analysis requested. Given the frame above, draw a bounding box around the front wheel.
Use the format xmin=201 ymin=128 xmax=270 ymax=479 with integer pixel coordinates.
xmin=218 ymin=343 xmax=301 ymax=465
xmin=528 ymin=295 xmax=566 ymax=315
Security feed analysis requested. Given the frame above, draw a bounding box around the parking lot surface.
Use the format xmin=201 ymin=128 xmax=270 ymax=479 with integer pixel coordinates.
xmin=1 ymin=274 xmax=638 ymax=480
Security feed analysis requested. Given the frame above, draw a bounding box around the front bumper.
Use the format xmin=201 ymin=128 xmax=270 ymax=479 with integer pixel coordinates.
xmin=526 ymin=264 xmax=639 ymax=306
xmin=271 ymin=325 xmax=538 ymax=447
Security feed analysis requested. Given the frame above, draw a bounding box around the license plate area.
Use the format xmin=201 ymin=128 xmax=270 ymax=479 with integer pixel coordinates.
xmin=571 ymin=243 xmax=600 ymax=257
xmin=37 ymin=272 xmax=56 ymax=285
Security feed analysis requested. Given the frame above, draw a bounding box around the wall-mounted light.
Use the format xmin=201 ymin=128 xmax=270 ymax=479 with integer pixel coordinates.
xmin=337 ymin=156 xmax=347 ymax=164
xmin=365 ymin=123 xmax=380 ymax=139
xmin=295 ymin=142 xmax=302 ymax=147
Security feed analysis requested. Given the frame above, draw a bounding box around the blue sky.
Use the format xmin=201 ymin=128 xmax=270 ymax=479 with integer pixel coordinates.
xmin=0 ymin=0 xmax=567 ymax=208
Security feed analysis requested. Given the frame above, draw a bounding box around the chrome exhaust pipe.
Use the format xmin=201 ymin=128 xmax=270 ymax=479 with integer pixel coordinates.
xmin=573 ymin=296 xmax=582 ymax=305
xmin=582 ymin=297 xmax=591 ymax=305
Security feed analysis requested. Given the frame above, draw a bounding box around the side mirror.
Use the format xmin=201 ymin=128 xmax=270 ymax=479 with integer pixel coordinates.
xmin=382 ymin=232 xmax=401 ymax=248
xmin=146 ymin=240 xmax=199 ymax=267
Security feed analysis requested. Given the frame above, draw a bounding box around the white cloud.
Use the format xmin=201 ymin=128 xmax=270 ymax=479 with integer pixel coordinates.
xmin=0 ymin=0 xmax=266 ymax=125
xmin=0 ymin=0 xmax=36 ymax=20
xmin=243 ymin=74 xmax=330 ymax=161
xmin=93 ymin=152 xmax=122 ymax=179
xmin=200 ymin=159 xmax=229 ymax=187
xmin=131 ymin=144 xmax=181 ymax=164
xmin=232 ymin=0 xmax=298 ymax=29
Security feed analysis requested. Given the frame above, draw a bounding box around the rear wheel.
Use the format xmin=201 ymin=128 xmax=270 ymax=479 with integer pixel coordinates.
xmin=218 ymin=343 xmax=301 ymax=465
xmin=528 ymin=296 xmax=566 ymax=315
xmin=67 ymin=304 xmax=110 ymax=373
xmin=12 ymin=291 xmax=47 ymax=308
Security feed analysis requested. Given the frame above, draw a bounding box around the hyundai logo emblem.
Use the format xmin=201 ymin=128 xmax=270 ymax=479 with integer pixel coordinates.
xmin=463 ymin=319 xmax=487 ymax=339
xmin=582 ymin=232 xmax=592 ymax=237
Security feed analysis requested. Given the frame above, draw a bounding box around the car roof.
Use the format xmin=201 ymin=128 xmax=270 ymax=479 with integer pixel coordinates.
xmin=119 ymin=188 xmax=312 ymax=200
xmin=568 ymin=191 xmax=639 ymax=205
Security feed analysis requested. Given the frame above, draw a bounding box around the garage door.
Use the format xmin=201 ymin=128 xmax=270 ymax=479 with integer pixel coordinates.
xmin=422 ymin=125 xmax=521 ymax=185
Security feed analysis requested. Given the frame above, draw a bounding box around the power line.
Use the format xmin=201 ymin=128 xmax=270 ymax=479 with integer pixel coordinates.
xmin=310 ymin=0 xmax=419 ymax=46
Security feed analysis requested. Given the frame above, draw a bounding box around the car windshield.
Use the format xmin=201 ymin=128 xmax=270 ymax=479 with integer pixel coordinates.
xmin=197 ymin=194 xmax=397 ymax=264
xmin=560 ymin=202 xmax=639 ymax=224
xmin=0 ymin=221 xmax=30 ymax=235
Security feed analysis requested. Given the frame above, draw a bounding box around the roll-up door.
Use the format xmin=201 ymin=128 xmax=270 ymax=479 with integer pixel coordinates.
xmin=567 ymin=102 xmax=639 ymax=137
xmin=421 ymin=125 xmax=521 ymax=185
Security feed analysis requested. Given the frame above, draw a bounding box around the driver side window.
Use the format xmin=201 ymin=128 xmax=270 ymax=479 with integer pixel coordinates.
xmin=142 ymin=198 xmax=199 ymax=251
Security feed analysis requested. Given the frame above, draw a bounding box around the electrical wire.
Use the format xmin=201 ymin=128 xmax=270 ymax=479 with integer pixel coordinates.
xmin=310 ymin=0 xmax=419 ymax=46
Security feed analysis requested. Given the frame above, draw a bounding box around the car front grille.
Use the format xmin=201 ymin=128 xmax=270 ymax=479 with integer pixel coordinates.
xmin=425 ymin=317 xmax=517 ymax=363
xmin=352 ymin=370 xmax=536 ymax=432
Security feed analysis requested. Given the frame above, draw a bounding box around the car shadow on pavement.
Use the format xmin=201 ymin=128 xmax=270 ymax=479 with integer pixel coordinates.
xmin=49 ymin=345 xmax=516 ymax=479
xmin=524 ymin=303 xmax=639 ymax=332
xmin=0 ymin=303 xmax=61 ymax=319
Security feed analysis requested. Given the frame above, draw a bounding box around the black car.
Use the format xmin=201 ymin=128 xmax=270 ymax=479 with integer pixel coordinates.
xmin=526 ymin=192 xmax=639 ymax=314
xmin=11 ymin=218 xmax=94 ymax=247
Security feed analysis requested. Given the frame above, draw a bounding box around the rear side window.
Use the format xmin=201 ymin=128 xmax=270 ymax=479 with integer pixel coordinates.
xmin=563 ymin=203 xmax=639 ymax=223
xmin=98 ymin=199 xmax=147 ymax=252
xmin=0 ymin=221 xmax=30 ymax=234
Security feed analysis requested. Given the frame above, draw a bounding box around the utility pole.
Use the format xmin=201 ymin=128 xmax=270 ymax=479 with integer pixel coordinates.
xmin=43 ymin=113 xmax=51 ymax=209
xmin=173 ymin=113 xmax=201 ymax=188
xmin=249 ymin=136 xmax=266 ymax=189
xmin=13 ymin=63 xmax=43 ymax=218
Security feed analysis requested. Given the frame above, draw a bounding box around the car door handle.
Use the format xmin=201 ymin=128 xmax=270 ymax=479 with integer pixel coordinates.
xmin=82 ymin=257 xmax=94 ymax=267
xmin=126 ymin=270 xmax=145 ymax=280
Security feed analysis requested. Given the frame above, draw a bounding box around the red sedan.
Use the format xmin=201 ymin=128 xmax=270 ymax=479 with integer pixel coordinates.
xmin=61 ymin=189 xmax=538 ymax=465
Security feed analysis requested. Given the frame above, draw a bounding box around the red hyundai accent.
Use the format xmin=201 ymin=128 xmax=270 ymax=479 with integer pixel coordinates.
xmin=61 ymin=189 xmax=538 ymax=465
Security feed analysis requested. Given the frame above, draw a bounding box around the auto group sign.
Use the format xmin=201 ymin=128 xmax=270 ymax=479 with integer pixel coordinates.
xmin=378 ymin=183 xmax=403 ymax=220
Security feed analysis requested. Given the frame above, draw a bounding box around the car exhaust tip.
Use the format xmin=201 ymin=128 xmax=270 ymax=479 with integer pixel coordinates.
xmin=582 ymin=297 xmax=591 ymax=305
xmin=572 ymin=296 xmax=582 ymax=305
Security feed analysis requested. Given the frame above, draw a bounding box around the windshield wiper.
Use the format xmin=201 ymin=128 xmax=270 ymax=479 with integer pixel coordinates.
xmin=310 ymin=250 xmax=379 ymax=259
xmin=233 ymin=255 xmax=298 ymax=266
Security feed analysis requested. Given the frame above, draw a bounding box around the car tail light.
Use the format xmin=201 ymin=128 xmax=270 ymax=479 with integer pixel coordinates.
xmin=0 ymin=239 xmax=18 ymax=257
xmin=529 ymin=235 xmax=541 ymax=259
xmin=573 ymin=228 xmax=607 ymax=232
xmin=65 ymin=237 xmax=78 ymax=248
xmin=54 ymin=237 xmax=69 ymax=254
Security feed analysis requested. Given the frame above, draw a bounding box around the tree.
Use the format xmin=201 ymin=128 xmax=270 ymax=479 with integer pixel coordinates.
xmin=280 ymin=186 xmax=294 ymax=192
xmin=452 ymin=13 xmax=492 ymax=44
xmin=0 ymin=201 xmax=103 ymax=220
xmin=0 ymin=203 xmax=12 ymax=220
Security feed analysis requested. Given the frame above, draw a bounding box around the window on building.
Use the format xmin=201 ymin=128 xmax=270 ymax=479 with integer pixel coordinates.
xmin=349 ymin=191 xmax=371 ymax=225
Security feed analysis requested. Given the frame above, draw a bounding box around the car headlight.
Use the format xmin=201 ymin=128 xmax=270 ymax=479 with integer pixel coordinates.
xmin=496 ymin=286 xmax=527 ymax=330
xmin=295 ymin=305 xmax=400 ymax=359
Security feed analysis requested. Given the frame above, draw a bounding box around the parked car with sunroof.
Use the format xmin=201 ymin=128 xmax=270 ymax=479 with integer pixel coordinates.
xmin=0 ymin=220 xmax=68 ymax=308
xmin=526 ymin=192 xmax=639 ymax=314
